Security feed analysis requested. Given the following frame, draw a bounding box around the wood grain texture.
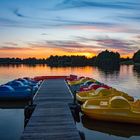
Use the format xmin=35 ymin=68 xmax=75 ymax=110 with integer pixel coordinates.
xmin=21 ymin=79 xmax=81 ymax=140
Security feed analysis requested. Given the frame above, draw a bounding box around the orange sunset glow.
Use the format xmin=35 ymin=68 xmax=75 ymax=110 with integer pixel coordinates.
xmin=0 ymin=0 xmax=139 ymax=59
xmin=0 ymin=47 xmax=96 ymax=58
xmin=0 ymin=43 xmax=134 ymax=58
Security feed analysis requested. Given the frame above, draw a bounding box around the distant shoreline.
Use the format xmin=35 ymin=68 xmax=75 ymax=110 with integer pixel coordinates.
xmin=1 ymin=49 xmax=140 ymax=66
xmin=0 ymin=58 xmax=139 ymax=66
xmin=0 ymin=61 xmax=139 ymax=66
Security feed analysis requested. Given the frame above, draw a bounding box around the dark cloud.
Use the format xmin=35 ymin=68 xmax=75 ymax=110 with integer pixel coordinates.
xmin=96 ymin=39 xmax=132 ymax=49
xmin=74 ymin=35 xmax=139 ymax=51
xmin=52 ymin=17 xmax=117 ymax=27
xmin=45 ymin=40 xmax=102 ymax=49
xmin=0 ymin=17 xmax=18 ymax=25
xmin=118 ymin=15 xmax=140 ymax=21
xmin=13 ymin=9 xmax=25 ymax=18
xmin=28 ymin=40 xmax=101 ymax=54
xmin=4 ymin=42 xmax=18 ymax=46
xmin=54 ymin=0 xmax=139 ymax=10
xmin=95 ymin=38 xmax=139 ymax=54
xmin=28 ymin=40 xmax=102 ymax=50
xmin=0 ymin=46 xmax=32 ymax=51
xmin=17 ymin=36 xmax=140 ymax=56
xmin=44 ymin=36 xmax=139 ymax=54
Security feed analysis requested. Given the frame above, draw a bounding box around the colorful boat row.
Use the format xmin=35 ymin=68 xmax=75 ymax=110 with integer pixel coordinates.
xmin=0 ymin=77 xmax=41 ymax=100
xmin=0 ymin=76 xmax=68 ymax=101
xmin=66 ymin=75 xmax=140 ymax=124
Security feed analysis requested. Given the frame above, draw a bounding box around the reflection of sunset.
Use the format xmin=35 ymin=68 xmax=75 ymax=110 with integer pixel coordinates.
xmin=1 ymin=64 xmax=140 ymax=99
xmin=0 ymin=65 xmax=98 ymax=84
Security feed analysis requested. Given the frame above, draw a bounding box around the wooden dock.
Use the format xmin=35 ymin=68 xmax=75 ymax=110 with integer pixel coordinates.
xmin=21 ymin=79 xmax=81 ymax=140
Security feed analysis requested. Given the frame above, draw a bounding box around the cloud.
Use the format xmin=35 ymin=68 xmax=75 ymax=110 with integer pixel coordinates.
xmin=46 ymin=40 xmax=103 ymax=50
xmin=41 ymin=33 xmax=48 ymax=35
xmin=0 ymin=1 xmax=139 ymax=34
xmin=135 ymin=35 xmax=140 ymax=39
xmin=0 ymin=17 xmax=18 ymax=25
xmin=13 ymin=8 xmax=25 ymax=18
xmin=4 ymin=42 xmax=18 ymax=46
xmin=96 ymin=39 xmax=132 ymax=49
xmin=94 ymin=37 xmax=139 ymax=54
xmin=0 ymin=46 xmax=33 ymax=51
xmin=28 ymin=40 xmax=102 ymax=54
xmin=52 ymin=17 xmax=118 ymax=27
xmin=40 ymin=36 xmax=140 ymax=55
xmin=1 ymin=36 xmax=139 ymax=58
xmin=53 ymin=0 xmax=139 ymax=10
xmin=118 ymin=15 xmax=140 ymax=21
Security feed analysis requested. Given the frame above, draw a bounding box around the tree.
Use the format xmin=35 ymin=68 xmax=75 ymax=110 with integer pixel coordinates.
xmin=95 ymin=50 xmax=120 ymax=66
xmin=133 ymin=50 xmax=140 ymax=63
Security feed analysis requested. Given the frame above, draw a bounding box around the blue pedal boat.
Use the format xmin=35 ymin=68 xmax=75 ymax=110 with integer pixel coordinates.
xmin=0 ymin=78 xmax=41 ymax=101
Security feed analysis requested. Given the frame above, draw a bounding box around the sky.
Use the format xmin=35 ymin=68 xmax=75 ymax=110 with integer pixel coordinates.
xmin=0 ymin=0 xmax=140 ymax=58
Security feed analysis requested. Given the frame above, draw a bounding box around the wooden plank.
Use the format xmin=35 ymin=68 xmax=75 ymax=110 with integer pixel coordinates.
xmin=21 ymin=79 xmax=81 ymax=140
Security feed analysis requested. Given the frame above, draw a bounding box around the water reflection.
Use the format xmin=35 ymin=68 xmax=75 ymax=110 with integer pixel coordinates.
xmin=81 ymin=115 xmax=140 ymax=138
xmin=0 ymin=101 xmax=28 ymax=109
xmin=97 ymin=65 xmax=120 ymax=79
xmin=1 ymin=64 xmax=140 ymax=140
xmin=0 ymin=101 xmax=26 ymax=140
xmin=133 ymin=65 xmax=140 ymax=80
xmin=0 ymin=64 xmax=22 ymax=68
xmin=0 ymin=64 xmax=48 ymax=68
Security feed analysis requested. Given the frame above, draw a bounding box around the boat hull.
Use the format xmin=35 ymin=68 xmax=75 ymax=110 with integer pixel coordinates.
xmin=82 ymin=98 xmax=140 ymax=124
xmin=82 ymin=108 xmax=140 ymax=124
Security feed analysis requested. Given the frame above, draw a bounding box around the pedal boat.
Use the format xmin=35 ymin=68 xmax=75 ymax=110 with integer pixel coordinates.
xmin=79 ymin=79 xmax=98 ymax=87
xmin=67 ymin=77 xmax=91 ymax=86
xmin=0 ymin=85 xmax=33 ymax=100
xmin=76 ymin=88 xmax=134 ymax=103
xmin=82 ymin=96 xmax=140 ymax=124
xmin=79 ymin=83 xmax=110 ymax=92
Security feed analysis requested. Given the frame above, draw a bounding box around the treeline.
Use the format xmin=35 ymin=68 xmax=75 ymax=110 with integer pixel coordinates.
xmin=47 ymin=55 xmax=96 ymax=66
xmin=0 ymin=58 xmax=47 ymax=64
xmin=94 ymin=50 xmax=120 ymax=66
xmin=0 ymin=50 xmax=140 ymax=66
xmin=133 ymin=50 xmax=140 ymax=63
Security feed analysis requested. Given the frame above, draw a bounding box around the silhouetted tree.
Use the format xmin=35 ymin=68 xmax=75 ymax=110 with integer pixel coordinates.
xmin=120 ymin=57 xmax=131 ymax=62
xmin=133 ymin=50 xmax=140 ymax=63
xmin=95 ymin=50 xmax=120 ymax=66
xmin=46 ymin=55 xmax=91 ymax=66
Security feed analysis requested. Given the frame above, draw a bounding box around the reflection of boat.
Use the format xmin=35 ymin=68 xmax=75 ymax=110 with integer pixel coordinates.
xmin=82 ymin=96 xmax=140 ymax=124
xmin=77 ymin=88 xmax=134 ymax=103
xmin=81 ymin=115 xmax=140 ymax=138
xmin=0 ymin=101 xmax=29 ymax=109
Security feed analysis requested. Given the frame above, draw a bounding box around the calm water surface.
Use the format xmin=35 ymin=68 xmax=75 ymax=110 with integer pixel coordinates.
xmin=0 ymin=64 xmax=140 ymax=140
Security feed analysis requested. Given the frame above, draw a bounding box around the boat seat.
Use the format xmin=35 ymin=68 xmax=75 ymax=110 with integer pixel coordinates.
xmin=109 ymin=96 xmax=131 ymax=109
xmin=94 ymin=87 xmax=106 ymax=95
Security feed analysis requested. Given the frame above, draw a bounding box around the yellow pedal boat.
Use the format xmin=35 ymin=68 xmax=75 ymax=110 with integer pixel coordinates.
xmin=82 ymin=96 xmax=140 ymax=124
xmin=76 ymin=88 xmax=134 ymax=103
xmin=68 ymin=77 xmax=90 ymax=86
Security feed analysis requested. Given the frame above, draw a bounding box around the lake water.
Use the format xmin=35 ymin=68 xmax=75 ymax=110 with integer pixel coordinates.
xmin=0 ymin=64 xmax=140 ymax=140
